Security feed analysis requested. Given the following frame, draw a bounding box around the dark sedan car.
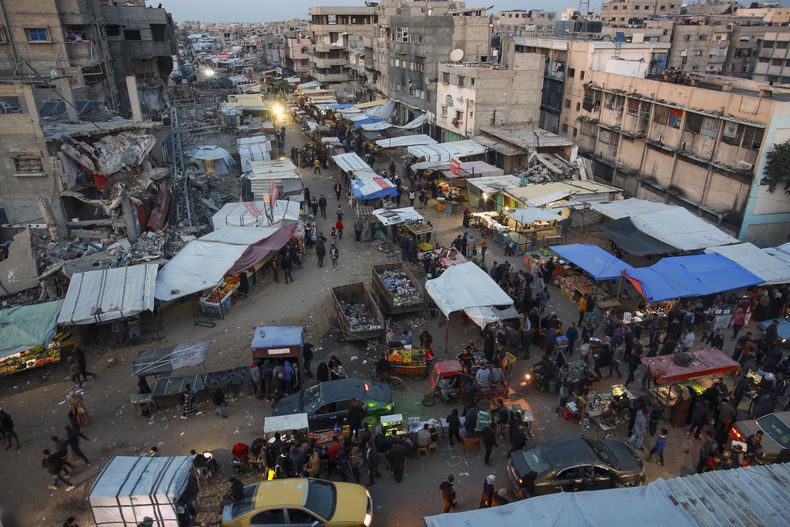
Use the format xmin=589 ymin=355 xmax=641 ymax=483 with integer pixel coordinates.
xmin=274 ymin=379 xmax=394 ymax=433
xmin=507 ymin=436 xmax=645 ymax=497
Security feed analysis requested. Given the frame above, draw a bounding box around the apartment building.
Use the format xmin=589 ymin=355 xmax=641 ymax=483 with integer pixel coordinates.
xmin=435 ymin=51 xmax=543 ymax=141
xmin=0 ymin=0 xmax=175 ymax=116
xmin=497 ymin=10 xmax=557 ymax=37
xmin=282 ymin=28 xmax=312 ymax=78
xmin=569 ymin=67 xmax=790 ymax=245
xmin=725 ymin=23 xmax=782 ymax=79
xmin=753 ymin=30 xmax=790 ymax=84
xmin=308 ymin=5 xmax=377 ymax=97
xmin=599 ymin=19 xmax=674 ymax=43
xmin=735 ymin=6 xmax=790 ymax=25
xmin=666 ymin=22 xmax=730 ymax=74
xmin=600 ymin=0 xmax=682 ymax=27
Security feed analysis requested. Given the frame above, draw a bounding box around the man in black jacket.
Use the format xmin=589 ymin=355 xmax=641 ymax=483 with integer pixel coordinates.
xmin=211 ymin=383 xmax=227 ymax=418
xmin=64 ymin=425 xmax=90 ymax=464
xmin=347 ymin=398 xmax=364 ymax=441
xmin=386 ymin=439 xmax=408 ymax=483
xmin=365 ymin=440 xmax=381 ymax=486
xmin=481 ymin=424 xmax=497 ymax=465
xmin=41 ymin=449 xmax=75 ymax=491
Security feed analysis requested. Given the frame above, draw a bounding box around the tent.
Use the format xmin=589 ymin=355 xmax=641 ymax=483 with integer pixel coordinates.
xmin=705 ymin=242 xmax=790 ymax=285
xmin=599 ymin=217 xmax=677 ymax=256
xmin=508 ymin=207 xmax=564 ymax=225
xmin=0 ymin=300 xmax=64 ymax=359
xmin=375 ymin=134 xmax=437 ymax=148
xmin=551 ymin=244 xmax=635 ymax=281
xmin=628 ymin=208 xmax=738 ymax=252
xmin=464 ymin=305 xmax=521 ymax=329
xmin=332 ymin=152 xmax=373 ymax=173
xmin=89 ymin=456 xmax=195 ymax=527
xmin=624 ymin=254 xmax=763 ymax=303
xmin=408 ymin=140 xmax=487 ymax=169
xmin=351 ymin=176 xmax=397 ymax=200
xmin=210 ymin=200 xmax=301 ymax=228
xmin=155 ymin=224 xmax=296 ymax=301
xmin=372 ymin=207 xmax=424 ymax=226
xmin=187 ymin=145 xmax=236 ymax=175
xmin=363 ymin=114 xmax=428 ymax=132
xmin=765 ymin=242 xmax=790 ymax=265
xmin=58 ymin=264 xmax=158 ymax=326
xmin=425 ymin=262 xmax=513 ymax=317
xmin=131 ymin=341 xmax=209 ymax=376
xmin=237 ymin=136 xmax=272 ymax=172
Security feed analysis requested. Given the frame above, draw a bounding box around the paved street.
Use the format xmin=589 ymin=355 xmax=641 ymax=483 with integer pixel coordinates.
xmin=0 ymin=110 xmax=748 ymax=527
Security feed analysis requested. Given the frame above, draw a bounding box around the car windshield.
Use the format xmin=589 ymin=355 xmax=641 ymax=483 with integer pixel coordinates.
xmin=758 ymin=414 xmax=790 ymax=449
xmin=301 ymin=384 xmax=322 ymax=414
xmin=305 ymin=480 xmax=336 ymax=520
xmin=518 ymin=445 xmax=553 ymax=475
xmin=585 ymin=438 xmax=621 ymax=470
xmin=363 ymin=381 xmax=388 ymax=402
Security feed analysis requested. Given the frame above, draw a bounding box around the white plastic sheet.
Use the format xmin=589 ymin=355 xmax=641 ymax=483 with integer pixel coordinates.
xmin=425 ymin=262 xmax=513 ymax=317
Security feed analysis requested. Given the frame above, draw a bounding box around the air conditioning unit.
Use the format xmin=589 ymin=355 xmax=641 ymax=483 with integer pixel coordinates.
xmin=736 ymin=160 xmax=753 ymax=171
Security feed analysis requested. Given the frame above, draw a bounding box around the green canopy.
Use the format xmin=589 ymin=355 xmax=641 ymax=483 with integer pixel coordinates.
xmin=0 ymin=300 xmax=64 ymax=359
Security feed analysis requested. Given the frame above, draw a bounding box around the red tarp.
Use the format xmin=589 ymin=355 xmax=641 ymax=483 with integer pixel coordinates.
xmin=641 ymin=348 xmax=740 ymax=385
xmin=225 ymin=223 xmax=297 ymax=276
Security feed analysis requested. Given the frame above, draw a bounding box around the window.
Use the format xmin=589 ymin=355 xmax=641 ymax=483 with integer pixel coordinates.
xmin=764 ymin=41 xmax=775 ymax=49
xmin=772 ymin=58 xmax=783 ymax=67
xmin=123 ymin=29 xmax=141 ymax=41
xmin=698 ymin=34 xmax=708 ymax=41
xmin=580 ymin=121 xmax=595 ymax=136
xmin=396 ymin=27 xmax=408 ymax=43
xmin=14 ymin=156 xmax=44 ymax=175
xmin=668 ymin=108 xmax=682 ymax=128
xmin=25 ymin=28 xmax=50 ymax=42
xmin=457 ymin=76 xmax=465 ymax=87
xmin=627 ymin=98 xmax=640 ymax=116
xmin=580 ymin=70 xmax=585 ymax=80
xmin=685 ymin=112 xmax=703 ymax=134
xmin=150 ymin=24 xmax=167 ymax=42
xmin=777 ymin=41 xmax=788 ymax=49
xmin=653 ymin=105 xmax=669 ymax=125
xmin=445 ymin=95 xmax=454 ymax=108
xmin=742 ymin=126 xmax=764 ymax=149
xmin=442 ymin=72 xmax=450 ymax=84
xmin=564 ymin=99 xmax=571 ymax=109
xmin=562 ymin=123 xmax=568 ymax=133
xmin=572 ymin=127 xmax=578 ymax=138
xmin=441 ymin=105 xmax=447 ymax=118
xmin=568 ymin=68 xmax=575 ymax=78
xmin=471 ymin=78 xmax=475 ymax=86
xmin=287 ymin=509 xmax=317 ymax=523
xmin=0 ymin=28 xmax=5 ymax=42
xmin=660 ymin=5 xmax=665 ymax=10
xmin=576 ymin=102 xmax=581 ymax=111
xmin=250 ymin=509 xmax=286 ymax=524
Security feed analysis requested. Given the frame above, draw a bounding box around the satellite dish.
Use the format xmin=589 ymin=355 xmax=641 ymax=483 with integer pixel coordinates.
xmin=449 ymin=49 xmax=464 ymax=62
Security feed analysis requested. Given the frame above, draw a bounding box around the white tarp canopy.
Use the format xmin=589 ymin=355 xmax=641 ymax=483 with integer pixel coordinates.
xmin=372 ymin=207 xmax=424 ymax=226
xmin=766 ymin=242 xmax=790 ymax=265
xmin=364 ymin=100 xmax=397 ymax=120
xmin=705 ymin=242 xmax=790 ymax=285
xmin=58 ymin=264 xmax=158 ymax=326
xmin=211 ymin=200 xmax=301 ymax=228
xmin=201 ymin=226 xmax=280 ymax=245
xmin=375 ymin=134 xmax=437 ymax=149
xmin=408 ymin=140 xmax=486 ymax=162
xmin=298 ymin=80 xmax=321 ymax=89
xmin=464 ymin=305 xmax=522 ymax=329
xmin=466 ymin=175 xmax=523 ymax=195
xmin=237 ymin=136 xmax=271 ymax=172
xmin=248 ymin=159 xmax=301 ymax=179
xmin=337 ymin=106 xmax=363 ymax=114
xmin=591 ymin=198 xmax=677 ymax=219
xmin=526 ymin=189 xmax=573 ymax=207
xmin=188 ymin=145 xmax=236 ymax=174
xmin=264 ymin=413 xmax=309 ymax=434
xmin=360 ymin=121 xmax=392 ymax=131
xmin=508 ymin=207 xmax=564 ymax=224
xmin=155 ymin=240 xmax=247 ymax=301
xmin=425 ymin=262 xmax=513 ymax=317
xmin=332 ymin=152 xmax=373 ymax=173
xmin=90 ymin=456 xmax=193 ymax=527
xmin=630 ymin=208 xmax=739 ymax=251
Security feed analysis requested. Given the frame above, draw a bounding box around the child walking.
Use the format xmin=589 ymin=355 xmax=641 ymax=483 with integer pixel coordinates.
xmin=330 ymin=243 xmax=339 ymax=269
xmin=648 ymin=428 xmax=668 ymax=465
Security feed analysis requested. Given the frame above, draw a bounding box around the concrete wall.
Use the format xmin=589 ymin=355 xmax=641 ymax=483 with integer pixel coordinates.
xmin=667 ymin=24 xmax=730 ymax=74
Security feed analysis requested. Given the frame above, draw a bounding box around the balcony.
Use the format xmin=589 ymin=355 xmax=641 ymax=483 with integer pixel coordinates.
xmin=313 ymin=71 xmax=350 ymax=82
xmin=314 ymin=42 xmax=348 ymax=53
xmin=311 ymin=56 xmax=347 ymax=68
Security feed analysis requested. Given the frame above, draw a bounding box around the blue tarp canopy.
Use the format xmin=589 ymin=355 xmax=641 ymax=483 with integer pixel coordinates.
xmin=551 ymin=244 xmax=635 ymax=281
xmin=624 ymin=254 xmax=763 ymax=303
xmin=351 ymin=176 xmax=397 ymax=200
xmin=251 ymin=326 xmax=304 ymax=349
xmin=353 ymin=117 xmax=384 ymax=129
xmin=330 ymin=103 xmax=355 ymax=110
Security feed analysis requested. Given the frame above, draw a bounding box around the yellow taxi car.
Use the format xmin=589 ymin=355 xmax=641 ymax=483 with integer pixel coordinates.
xmin=221 ymin=478 xmax=373 ymax=527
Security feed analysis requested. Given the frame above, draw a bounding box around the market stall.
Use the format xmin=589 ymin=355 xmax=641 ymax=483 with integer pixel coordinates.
xmin=470 ymin=211 xmax=511 ymax=247
xmin=418 ymin=246 xmax=467 ymax=276
xmin=386 ymin=347 xmax=429 ymax=377
xmin=550 ymin=244 xmax=635 ymax=311
xmin=506 ymin=207 xmax=564 ymax=252
xmin=264 ymin=413 xmax=309 ymax=444
xmin=372 ymin=207 xmax=433 ymax=243
xmin=331 ymin=283 xmax=385 ymax=341
xmin=371 ymin=263 xmax=425 ymax=315
xmin=131 ymin=341 xmax=209 ymax=378
xmin=0 ymin=300 xmax=66 ymax=376
xmin=89 ymin=456 xmax=196 ymax=527
xmin=641 ymin=348 xmax=740 ymax=413
xmin=251 ymin=325 xmax=304 ymax=371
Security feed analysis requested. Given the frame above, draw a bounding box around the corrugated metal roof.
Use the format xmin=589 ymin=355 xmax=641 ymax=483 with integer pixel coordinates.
xmin=332 ymin=152 xmax=372 ymax=173
xmin=58 ymin=264 xmax=158 ymax=326
xmin=663 ymin=463 xmax=790 ymax=527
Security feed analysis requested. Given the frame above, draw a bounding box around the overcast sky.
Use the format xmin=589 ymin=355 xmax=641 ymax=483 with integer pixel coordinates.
xmin=162 ymin=0 xmax=599 ymax=23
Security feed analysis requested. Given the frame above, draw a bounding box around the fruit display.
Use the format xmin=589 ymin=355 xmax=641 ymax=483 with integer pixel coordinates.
xmin=0 ymin=343 xmax=61 ymax=376
xmin=387 ymin=348 xmax=426 ymax=367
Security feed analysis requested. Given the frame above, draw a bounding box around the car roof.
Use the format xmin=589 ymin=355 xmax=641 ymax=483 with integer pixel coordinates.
xmin=540 ymin=437 xmax=599 ymax=467
xmin=761 ymin=411 xmax=790 ymax=427
xmin=319 ymin=378 xmax=375 ymax=402
xmin=253 ymin=478 xmax=309 ymax=508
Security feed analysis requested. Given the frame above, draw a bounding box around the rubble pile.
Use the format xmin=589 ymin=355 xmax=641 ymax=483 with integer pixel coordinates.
xmin=340 ymin=302 xmax=383 ymax=332
xmin=379 ymin=269 xmax=422 ymax=306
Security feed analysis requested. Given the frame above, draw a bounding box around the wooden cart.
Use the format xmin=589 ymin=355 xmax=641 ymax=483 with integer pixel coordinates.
xmin=387 ymin=348 xmax=428 ymax=377
xmin=371 ymin=263 xmax=425 ymax=315
xmin=331 ymin=283 xmax=385 ymax=341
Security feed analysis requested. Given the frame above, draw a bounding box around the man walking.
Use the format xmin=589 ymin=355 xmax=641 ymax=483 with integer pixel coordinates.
xmin=74 ymin=348 xmax=96 ymax=381
xmin=365 ymin=440 xmax=381 ymax=486
xmin=211 ymin=382 xmax=227 ymax=418
xmin=64 ymin=425 xmax=90 ymax=464
xmin=334 ymin=181 xmax=342 ymax=201
xmin=0 ymin=408 xmax=20 ymax=450
xmin=316 ymin=234 xmax=326 ymax=267
xmin=318 ymin=195 xmax=327 ymax=219
xmin=481 ymin=424 xmax=497 ymax=465
xmin=281 ymin=252 xmax=293 ymax=284
xmin=41 ymin=449 xmax=75 ymax=491
xmin=439 ymin=474 xmax=457 ymax=513
xmin=313 ymin=158 xmax=321 ymax=174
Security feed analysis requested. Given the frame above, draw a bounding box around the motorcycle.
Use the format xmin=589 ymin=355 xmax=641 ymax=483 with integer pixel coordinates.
xmin=421 ymin=377 xmax=459 ymax=406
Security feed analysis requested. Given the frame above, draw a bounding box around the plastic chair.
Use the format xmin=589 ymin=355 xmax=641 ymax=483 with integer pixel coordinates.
xmin=428 ymin=442 xmax=438 ymax=455
xmin=417 ymin=445 xmax=429 ymax=457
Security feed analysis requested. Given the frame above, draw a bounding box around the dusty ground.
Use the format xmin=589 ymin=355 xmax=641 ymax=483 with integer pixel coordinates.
xmin=0 ymin=105 xmax=748 ymax=527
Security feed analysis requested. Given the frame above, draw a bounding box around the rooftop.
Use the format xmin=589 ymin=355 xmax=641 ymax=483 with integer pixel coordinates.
xmin=42 ymin=118 xmax=159 ymax=140
xmin=480 ymin=125 xmax=574 ymax=149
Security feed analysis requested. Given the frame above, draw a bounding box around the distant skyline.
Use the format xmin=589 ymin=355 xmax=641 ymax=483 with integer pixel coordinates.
xmin=162 ymin=0 xmax=600 ymax=23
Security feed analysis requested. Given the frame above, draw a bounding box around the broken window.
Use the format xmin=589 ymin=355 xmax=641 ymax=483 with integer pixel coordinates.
xmin=150 ymin=24 xmax=167 ymax=42
xmin=742 ymin=126 xmax=764 ymax=149
xmin=105 ymin=24 xmax=120 ymax=37
xmin=685 ymin=112 xmax=703 ymax=134
xmin=13 ymin=156 xmax=44 ymax=176
xmin=627 ymin=98 xmax=640 ymax=115
xmin=124 ymin=29 xmax=142 ymax=41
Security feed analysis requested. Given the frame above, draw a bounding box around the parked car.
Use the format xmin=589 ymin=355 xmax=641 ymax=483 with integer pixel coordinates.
xmin=222 ymin=478 xmax=372 ymax=527
xmin=729 ymin=411 xmax=790 ymax=463
xmin=507 ymin=436 xmax=645 ymax=497
xmin=273 ymin=379 xmax=393 ymax=433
